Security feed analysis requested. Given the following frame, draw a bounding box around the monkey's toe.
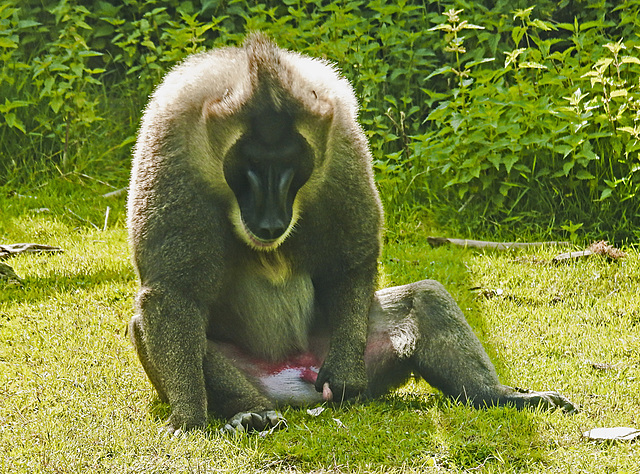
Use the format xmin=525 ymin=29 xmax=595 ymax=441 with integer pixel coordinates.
xmin=514 ymin=387 xmax=579 ymax=414
xmin=222 ymin=410 xmax=287 ymax=435
xmin=539 ymin=391 xmax=579 ymax=414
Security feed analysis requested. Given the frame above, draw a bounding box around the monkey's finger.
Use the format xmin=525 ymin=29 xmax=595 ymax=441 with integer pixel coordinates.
xmin=228 ymin=419 xmax=247 ymax=434
xmin=222 ymin=410 xmax=286 ymax=435
xmin=517 ymin=388 xmax=579 ymax=414
xmin=322 ymin=382 xmax=333 ymax=401
xmin=250 ymin=412 xmax=267 ymax=431
xmin=264 ymin=410 xmax=287 ymax=430
xmin=232 ymin=413 xmax=252 ymax=430
xmin=222 ymin=423 xmax=244 ymax=435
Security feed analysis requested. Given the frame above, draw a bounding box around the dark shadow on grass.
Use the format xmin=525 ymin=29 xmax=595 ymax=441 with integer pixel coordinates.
xmin=0 ymin=267 xmax=136 ymax=306
xmin=264 ymin=391 xmax=548 ymax=471
xmin=145 ymin=386 xmax=548 ymax=471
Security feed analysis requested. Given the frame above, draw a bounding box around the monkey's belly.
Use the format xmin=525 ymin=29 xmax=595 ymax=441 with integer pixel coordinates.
xmin=215 ymin=342 xmax=325 ymax=405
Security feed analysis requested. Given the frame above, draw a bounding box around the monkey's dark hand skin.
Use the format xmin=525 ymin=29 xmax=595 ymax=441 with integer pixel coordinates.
xmin=315 ymin=353 xmax=368 ymax=401
xmin=128 ymin=33 xmax=577 ymax=435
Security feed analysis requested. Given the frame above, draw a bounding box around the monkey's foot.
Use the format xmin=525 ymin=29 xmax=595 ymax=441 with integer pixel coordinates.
xmin=222 ymin=410 xmax=287 ymax=435
xmin=512 ymin=387 xmax=579 ymax=414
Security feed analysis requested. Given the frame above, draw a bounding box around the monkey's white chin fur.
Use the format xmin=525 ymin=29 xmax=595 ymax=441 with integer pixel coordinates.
xmin=239 ymin=219 xmax=298 ymax=251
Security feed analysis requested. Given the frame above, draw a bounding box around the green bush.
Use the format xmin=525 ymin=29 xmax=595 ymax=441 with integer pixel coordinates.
xmin=1 ymin=0 xmax=638 ymax=239
xmin=411 ymin=5 xmax=640 ymax=240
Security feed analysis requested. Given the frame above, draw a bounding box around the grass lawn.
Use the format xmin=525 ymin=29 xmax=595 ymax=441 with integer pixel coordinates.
xmin=1 ymin=179 xmax=638 ymax=473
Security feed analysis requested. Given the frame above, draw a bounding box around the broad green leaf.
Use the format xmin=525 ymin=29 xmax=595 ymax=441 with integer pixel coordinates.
xmin=511 ymin=26 xmax=525 ymax=47
xmin=450 ymin=116 xmax=464 ymax=132
xmin=488 ymin=154 xmax=501 ymax=170
xmin=530 ymin=19 xmax=553 ymax=31
xmin=503 ymin=156 xmax=519 ymax=173
xmin=513 ymin=7 xmax=535 ymax=20
xmin=50 ymin=96 xmax=63 ymax=113
xmin=426 ymin=66 xmax=453 ymax=80
xmin=519 ymin=61 xmax=547 ymax=69
xmin=465 ymin=57 xmax=495 ymax=68
xmin=427 ymin=24 xmax=452 ymax=32
xmin=3 ymin=112 xmax=26 ymax=133
xmin=563 ymin=160 xmax=575 ymax=175
xmin=618 ymin=126 xmax=637 ymax=135
xmin=554 ymin=144 xmax=573 ymax=157
xmin=0 ymin=37 xmax=18 ymax=48
xmin=600 ymin=188 xmax=613 ymax=200
xmin=17 ymin=19 xmax=41 ymax=28
xmin=621 ymin=56 xmax=640 ymax=65
xmin=576 ymin=170 xmax=595 ymax=180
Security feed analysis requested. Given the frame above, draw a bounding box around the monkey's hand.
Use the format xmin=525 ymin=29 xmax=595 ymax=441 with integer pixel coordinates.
xmin=315 ymin=355 xmax=367 ymax=402
xmin=222 ymin=410 xmax=286 ymax=435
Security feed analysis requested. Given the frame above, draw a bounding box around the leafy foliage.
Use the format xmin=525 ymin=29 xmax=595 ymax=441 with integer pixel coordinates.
xmin=1 ymin=0 xmax=638 ymax=239
xmin=414 ymin=5 xmax=640 ymax=240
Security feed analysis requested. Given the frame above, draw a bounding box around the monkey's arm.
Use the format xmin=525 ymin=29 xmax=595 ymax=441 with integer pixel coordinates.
xmin=131 ymin=285 xmax=209 ymax=433
xmin=313 ymin=264 xmax=378 ymax=401
xmin=309 ymin=155 xmax=383 ymax=401
xmin=132 ymin=289 xmax=281 ymax=433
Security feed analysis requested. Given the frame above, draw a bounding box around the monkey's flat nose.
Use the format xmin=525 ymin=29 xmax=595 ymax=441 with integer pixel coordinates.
xmin=256 ymin=219 xmax=287 ymax=241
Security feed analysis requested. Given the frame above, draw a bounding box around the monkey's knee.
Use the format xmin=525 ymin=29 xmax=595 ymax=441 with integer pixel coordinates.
xmin=129 ymin=314 xmax=150 ymax=364
xmin=407 ymin=279 xmax=461 ymax=314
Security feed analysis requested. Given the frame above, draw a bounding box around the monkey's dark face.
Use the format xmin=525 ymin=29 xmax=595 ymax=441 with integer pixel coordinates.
xmin=224 ymin=112 xmax=313 ymax=250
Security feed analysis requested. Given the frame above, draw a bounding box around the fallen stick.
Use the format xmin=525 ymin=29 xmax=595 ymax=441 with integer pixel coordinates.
xmin=553 ymin=241 xmax=626 ymax=262
xmin=427 ymin=237 xmax=570 ymax=250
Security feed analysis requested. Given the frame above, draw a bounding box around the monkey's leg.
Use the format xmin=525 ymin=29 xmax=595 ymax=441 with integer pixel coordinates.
xmin=366 ymin=280 xmax=577 ymax=412
xmin=203 ymin=341 xmax=286 ymax=434
xmin=131 ymin=285 xmax=210 ymax=433
xmin=132 ymin=288 xmax=283 ymax=434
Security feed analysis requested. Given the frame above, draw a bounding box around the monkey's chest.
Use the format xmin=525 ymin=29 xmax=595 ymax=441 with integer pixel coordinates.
xmin=219 ymin=268 xmax=316 ymax=361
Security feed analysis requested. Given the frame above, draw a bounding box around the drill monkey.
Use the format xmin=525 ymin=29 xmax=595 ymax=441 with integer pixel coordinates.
xmin=128 ymin=33 xmax=577 ymax=434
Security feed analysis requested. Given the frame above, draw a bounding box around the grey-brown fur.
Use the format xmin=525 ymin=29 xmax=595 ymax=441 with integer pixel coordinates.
xmin=128 ymin=33 xmax=576 ymax=434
